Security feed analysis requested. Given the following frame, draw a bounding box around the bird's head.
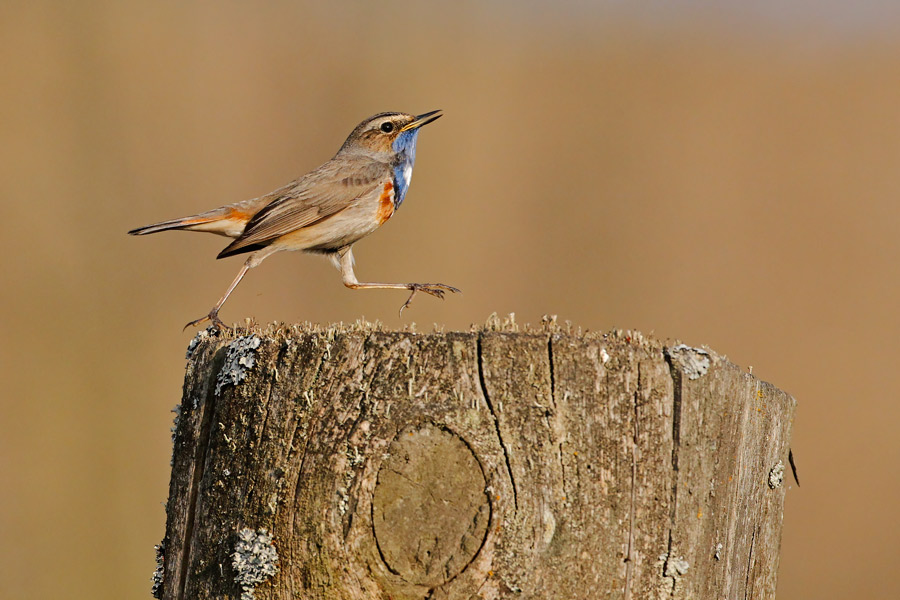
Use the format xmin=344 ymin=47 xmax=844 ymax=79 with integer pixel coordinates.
xmin=338 ymin=110 xmax=442 ymax=160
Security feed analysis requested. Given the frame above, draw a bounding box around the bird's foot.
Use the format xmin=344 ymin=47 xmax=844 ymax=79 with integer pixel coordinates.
xmin=183 ymin=309 xmax=230 ymax=331
xmin=399 ymin=283 xmax=461 ymax=316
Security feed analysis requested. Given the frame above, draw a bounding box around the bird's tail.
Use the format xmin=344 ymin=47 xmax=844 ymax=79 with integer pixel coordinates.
xmin=128 ymin=205 xmax=254 ymax=239
xmin=127 ymin=215 xmax=219 ymax=235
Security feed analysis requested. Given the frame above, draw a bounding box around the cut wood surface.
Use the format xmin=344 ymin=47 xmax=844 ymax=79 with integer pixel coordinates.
xmin=156 ymin=317 xmax=795 ymax=600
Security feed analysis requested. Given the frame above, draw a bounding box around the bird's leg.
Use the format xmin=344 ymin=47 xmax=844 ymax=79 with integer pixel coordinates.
xmin=184 ymin=263 xmax=251 ymax=331
xmin=337 ymin=247 xmax=460 ymax=316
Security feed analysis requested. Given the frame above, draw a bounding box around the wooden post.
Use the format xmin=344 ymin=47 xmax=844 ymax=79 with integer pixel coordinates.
xmin=155 ymin=318 xmax=795 ymax=600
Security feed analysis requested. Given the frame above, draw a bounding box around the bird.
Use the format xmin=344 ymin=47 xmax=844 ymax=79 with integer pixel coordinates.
xmin=128 ymin=110 xmax=459 ymax=330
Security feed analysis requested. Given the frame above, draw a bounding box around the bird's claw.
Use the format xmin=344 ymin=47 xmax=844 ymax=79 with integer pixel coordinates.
xmin=183 ymin=310 xmax=230 ymax=332
xmin=412 ymin=282 xmax=462 ymax=298
xmin=398 ymin=283 xmax=461 ymax=316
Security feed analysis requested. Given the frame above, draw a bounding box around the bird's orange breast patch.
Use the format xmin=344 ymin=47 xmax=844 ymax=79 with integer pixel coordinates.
xmin=377 ymin=182 xmax=395 ymax=224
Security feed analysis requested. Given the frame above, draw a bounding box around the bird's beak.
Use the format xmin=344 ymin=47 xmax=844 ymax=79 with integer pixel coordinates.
xmin=400 ymin=109 xmax=443 ymax=132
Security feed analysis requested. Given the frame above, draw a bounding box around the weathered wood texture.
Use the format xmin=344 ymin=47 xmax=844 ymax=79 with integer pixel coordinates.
xmin=157 ymin=320 xmax=795 ymax=600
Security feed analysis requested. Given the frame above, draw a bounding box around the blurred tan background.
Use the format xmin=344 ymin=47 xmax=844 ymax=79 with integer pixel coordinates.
xmin=1 ymin=1 xmax=898 ymax=598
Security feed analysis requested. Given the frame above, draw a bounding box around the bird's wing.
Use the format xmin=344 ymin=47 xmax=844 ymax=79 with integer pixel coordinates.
xmin=218 ymin=158 xmax=388 ymax=257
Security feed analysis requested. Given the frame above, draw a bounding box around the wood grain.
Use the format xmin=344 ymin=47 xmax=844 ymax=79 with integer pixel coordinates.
xmin=157 ymin=320 xmax=795 ymax=600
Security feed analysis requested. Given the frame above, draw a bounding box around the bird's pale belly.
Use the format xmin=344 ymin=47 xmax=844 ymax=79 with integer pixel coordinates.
xmin=273 ymin=195 xmax=391 ymax=253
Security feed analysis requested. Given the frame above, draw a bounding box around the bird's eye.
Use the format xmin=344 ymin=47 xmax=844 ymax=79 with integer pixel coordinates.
xmin=380 ymin=122 xmax=394 ymax=133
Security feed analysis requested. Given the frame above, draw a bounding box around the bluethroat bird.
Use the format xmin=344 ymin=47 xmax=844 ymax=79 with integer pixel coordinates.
xmin=128 ymin=110 xmax=458 ymax=329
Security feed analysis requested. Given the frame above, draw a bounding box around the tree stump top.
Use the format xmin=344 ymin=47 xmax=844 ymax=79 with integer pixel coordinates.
xmin=160 ymin=316 xmax=796 ymax=600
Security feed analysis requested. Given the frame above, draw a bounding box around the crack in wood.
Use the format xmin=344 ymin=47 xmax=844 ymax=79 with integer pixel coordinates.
xmin=623 ymin=363 xmax=640 ymax=600
xmin=744 ymin=528 xmax=757 ymax=600
xmin=547 ymin=336 xmax=557 ymax=411
xmin=176 ymin=344 xmax=222 ymax=600
xmin=476 ymin=334 xmax=518 ymax=512
xmin=557 ymin=442 xmax=568 ymax=502
xmin=547 ymin=337 xmax=569 ymax=496
xmin=662 ymin=530 xmax=676 ymax=597
xmin=662 ymin=353 xmax=684 ymax=598
xmin=371 ymin=495 xmax=403 ymax=577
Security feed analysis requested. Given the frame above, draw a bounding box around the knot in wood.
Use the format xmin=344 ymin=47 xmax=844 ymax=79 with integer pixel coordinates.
xmin=372 ymin=423 xmax=490 ymax=587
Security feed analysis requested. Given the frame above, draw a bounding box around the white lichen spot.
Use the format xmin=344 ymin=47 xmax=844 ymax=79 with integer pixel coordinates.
xmin=170 ymin=404 xmax=182 ymax=442
xmin=666 ymin=344 xmax=711 ymax=380
xmin=337 ymin=487 xmax=350 ymax=515
xmin=216 ymin=335 xmax=262 ymax=395
xmin=600 ymin=348 xmax=610 ymax=364
xmin=502 ymin=577 xmax=523 ymax=593
xmin=658 ymin=552 xmax=689 ymax=596
xmin=541 ymin=505 xmax=557 ymax=547
xmin=768 ymin=461 xmax=785 ymax=489
xmin=232 ymin=528 xmax=279 ymax=600
xmin=666 ymin=556 xmax=689 ymax=577
xmin=714 ymin=542 xmax=723 ymax=561
xmin=347 ymin=444 xmax=365 ymax=467
xmin=185 ymin=329 xmax=210 ymax=360
xmin=151 ymin=541 xmax=165 ymax=598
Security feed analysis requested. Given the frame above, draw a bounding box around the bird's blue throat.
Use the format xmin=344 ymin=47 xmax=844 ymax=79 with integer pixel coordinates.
xmin=391 ymin=129 xmax=419 ymax=208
